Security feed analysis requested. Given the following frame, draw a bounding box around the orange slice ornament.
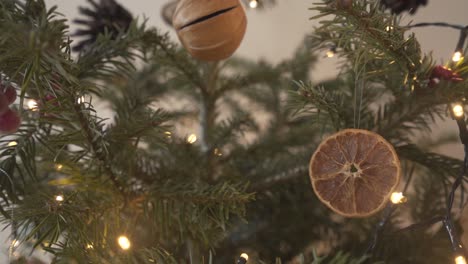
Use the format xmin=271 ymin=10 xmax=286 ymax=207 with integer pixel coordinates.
xmin=309 ymin=129 xmax=401 ymax=218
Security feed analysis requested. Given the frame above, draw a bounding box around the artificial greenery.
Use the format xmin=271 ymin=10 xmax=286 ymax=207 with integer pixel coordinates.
xmin=0 ymin=0 xmax=467 ymax=263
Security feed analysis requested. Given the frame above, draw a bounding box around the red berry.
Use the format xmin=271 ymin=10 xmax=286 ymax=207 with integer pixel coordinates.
xmin=431 ymin=66 xmax=455 ymax=80
xmin=3 ymin=85 xmax=17 ymax=105
xmin=0 ymin=93 xmax=9 ymax=115
xmin=430 ymin=65 xmax=464 ymax=84
xmin=0 ymin=109 xmax=21 ymax=133
xmin=45 ymin=94 xmax=56 ymax=101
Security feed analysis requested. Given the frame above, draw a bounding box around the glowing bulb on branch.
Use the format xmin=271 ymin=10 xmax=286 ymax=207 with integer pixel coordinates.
xmin=214 ymin=148 xmax=223 ymax=157
xmin=77 ymin=96 xmax=85 ymax=104
xmin=455 ymin=255 xmax=467 ymax=264
xmin=187 ymin=134 xmax=197 ymax=144
xmin=11 ymin=239 xmax=20 ymax=248
xmin=326 ymin=49 xmax=335 ymax=58
xmin=249 ymin=0 xmax=258 ymax=9
xmin=55 ymin=164 xmax=63 ymax=171
xmin=55 ymin=195 xmax=64 ymax=202
xmin=118 ymin=235 xmax=131 ymax=250
xmin=453 ymin=104 xmax=465 ymax=118
xmin=453 ymin=51 xmax=463 ymax=63
xmin=238 ymin=253 xmax=249 ymax=264
xmin=27 ymin=99 xmax=38 ymax=111
xmin=390 ymin=192 xmax=407 ymax=204
xmin=8 ymin=141 xmax=17 ymax=147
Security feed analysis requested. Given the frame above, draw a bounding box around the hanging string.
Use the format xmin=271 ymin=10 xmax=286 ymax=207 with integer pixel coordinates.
xmin=357 ymin=65 xmax=366 ymax=129
xmin=353 ymin=64 xmax=366 ymax=129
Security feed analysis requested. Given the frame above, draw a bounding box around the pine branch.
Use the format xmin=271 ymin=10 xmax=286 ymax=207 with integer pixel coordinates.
xmin=311 ymin=0 xmax=429 ymax=90
xmin=143 ymin=30 xmax=206 ymax=92
xmin=145 ymin=181 xmax=253 ymax=244
xmin=397 ymin=144 xmax=463 ymax=181
xmin=72 ymin=100 xmax=125 ymax=195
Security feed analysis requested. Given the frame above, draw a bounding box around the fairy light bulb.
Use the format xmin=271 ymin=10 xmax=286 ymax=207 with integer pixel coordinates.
xmin=390 ymin=192 xmax=407 ymax=204
xmin=249 ymin=0 xmax=258 ymax=9
xmin=8 ymin=141 xmax=17 ymax=147
xmin=187 ymin=134 xmax=197 ymax=144
xmin=27 ymin=99 xmax=38 ymax=111
xmin=55 ymin=164 xmax=63 ymax=171
xmin=77 ymin=96 xmax=85 ymax=104
xmin=11 ymin=239 xmax=19 ymax=248
xmin=9 ymin=239 xmax=20 ymax=261
xmin=55 ymin=195 xmax=64 ymax=202
xmin=118 ymin=235 xmax=131 ymax=250
xmin=453 ymin=51 xmax=463 ymax=63
xmin=455 ymin=255 xmax=467 ymax=264
xmin=453 ymin=104 xmax=465 ymax=118
xmin=214 ymin=148 xmax=223 ymax=157
xmin=326 ymin=49 xmax=335 ymax=58
xmin=385 ymin=25 xmax=393 ymax=32
xmin=86 ymin=244 xmax=94 ymax=249
xmin=238 ymin=253 xmax=249 ymax=264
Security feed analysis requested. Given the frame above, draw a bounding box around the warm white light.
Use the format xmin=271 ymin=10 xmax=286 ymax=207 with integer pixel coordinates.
xmin=118 ymin=235 xmax=131 ymax=250
xmin=326 ymin=50 xmax=335 ymax=58
xmin=385 ymin=26 xmax=394 ymax=32
xmin=249 ymin=0 xmax=258 ymax=9
xmin=55 ymin=195 xmax=64 ymax=202
xmin=27 ymin=99 xmax=38 ymax=111
xmin=453 ymin=104 xmax=465 ymax=118
xmin=77 ymin=96 xmax=85 ymax=104
xmin=455 ymin=255 xmax=467 ymax=264
xmin=187 ymin=134 xmax=197 ymax=144
xmin=86 ymin=244 xmax=94 ymax=249
xmin=214 ymin=148 xmax=223 ymax=157
xmin=11 ymin=239 xmax=20 ymax=248
xmin=55 ymin=164 xmax=63 ymax=171
xmin=453 ymin=51 xmax=463 ymax=62
xmin=390 ymin=192 xmax=407 ymax=204
xmin=240 ymin=253 xmax=249 ymax=261
xmin=8 ymin=141 xmax=17 ymax=147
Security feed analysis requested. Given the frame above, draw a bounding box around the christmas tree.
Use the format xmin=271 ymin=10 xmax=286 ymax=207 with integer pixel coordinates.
xmin=0 ymin=0 xmax=467 ymax=263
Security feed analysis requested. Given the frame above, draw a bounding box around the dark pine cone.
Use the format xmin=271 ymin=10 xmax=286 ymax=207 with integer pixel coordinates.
xmin=381 ymin=0 xmax=428 ymax=15
xmin=73 ymin=0 xmax=133 ymax=52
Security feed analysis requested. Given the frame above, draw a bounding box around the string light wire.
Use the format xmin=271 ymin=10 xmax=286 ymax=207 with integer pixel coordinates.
xmin=406 ymin=22 xmax=466 ymax=31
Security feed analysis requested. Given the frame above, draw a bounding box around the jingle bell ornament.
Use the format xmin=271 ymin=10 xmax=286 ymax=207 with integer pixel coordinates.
xmin=173 ymin=0 xmax=247 ymax=61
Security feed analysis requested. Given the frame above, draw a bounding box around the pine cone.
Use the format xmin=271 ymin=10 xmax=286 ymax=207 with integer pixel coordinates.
xmin=381 ymin=0 xmax=428 ymax=15
xmin=73 ymin=0 xmax=133 ymax=52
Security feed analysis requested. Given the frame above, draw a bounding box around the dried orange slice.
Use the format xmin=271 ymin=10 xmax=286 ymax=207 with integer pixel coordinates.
xmin=309 ymin=129 xmax=401 ymax=218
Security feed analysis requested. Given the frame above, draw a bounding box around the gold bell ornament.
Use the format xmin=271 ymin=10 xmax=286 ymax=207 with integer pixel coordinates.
xmin=173 ymin=0 xmax=247 ymax=61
